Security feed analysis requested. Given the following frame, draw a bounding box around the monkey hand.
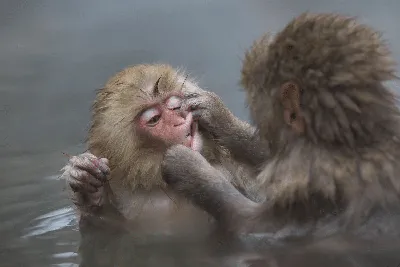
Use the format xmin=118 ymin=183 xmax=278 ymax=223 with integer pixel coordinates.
xmin=161 ymin=144 xmax=211 ymax=188
xmin=182 ymin=91 xmax=234 ymax=137
xmin=61 ymin=152 xmax=110 ymax=208
xmin=162 ymin=144 xmax=253 ymax=227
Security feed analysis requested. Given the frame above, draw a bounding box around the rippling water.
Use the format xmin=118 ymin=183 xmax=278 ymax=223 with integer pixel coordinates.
xmin=2 ymin=0 xmax=400 ymax=266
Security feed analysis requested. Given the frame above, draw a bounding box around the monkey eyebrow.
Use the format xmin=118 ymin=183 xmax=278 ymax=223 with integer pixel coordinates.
xmin=153 ymin=76 xmax=162 ymax=97
xmin=139 ymin=88 xmax=148 ymax=97
xmin=180 ymin=74 xmax=188 ymax=91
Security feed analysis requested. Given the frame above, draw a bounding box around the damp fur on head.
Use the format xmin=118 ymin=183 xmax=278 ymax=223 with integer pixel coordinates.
xmin=239 ymin=13 xmax=400 ymax=224
xmin=86 ymin=64 xmax=196 ymax=190
xmin=241 ymin=12 xmax=400 ymax=149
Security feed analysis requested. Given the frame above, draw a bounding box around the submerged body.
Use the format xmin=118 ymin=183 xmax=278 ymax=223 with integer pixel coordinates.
xmin=61 ymin=63 xmax=264 ymax=235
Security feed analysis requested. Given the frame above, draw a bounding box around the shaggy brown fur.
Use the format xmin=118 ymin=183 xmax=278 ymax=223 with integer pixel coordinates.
xmin=161 ymin=13 xmax=400 ymax=237
xmin=87 ymin=64 xmax=229 ymax=190
xmin=242 ymin=13 xmax=400 ymax=225
xmin=63 ymin=63 xmax=258 ymax=229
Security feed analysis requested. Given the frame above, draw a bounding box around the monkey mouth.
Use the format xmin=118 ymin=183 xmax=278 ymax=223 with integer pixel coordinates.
xmin=190 ymin=121 xmax=197 ymax=138
xmin=184 ymin=121 xmax=199 ymax=150
xmin=185 ymin=121 xmax=196 ymax=140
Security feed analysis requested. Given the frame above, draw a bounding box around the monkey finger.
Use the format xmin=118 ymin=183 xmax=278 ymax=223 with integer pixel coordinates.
xmin=98 ymin=158 xmax=110 ymax=174
xmin=69 ymin=155 xmax=108 ymax=182
xmin=180 ymin=101 xmax=195 ymax=113
xmin=68 ymin=177 xmax=98 ymax=194
xmin=182 ymin=100 xmax=206 ymax=114
xmin=69 ymin=167 xmax=105 ymax=188
xmin=79 ymin=153 xmax=106 ymax=169
xmin=86 ymin=156 xmax=110 ymax=175
xmin=80 ymin=152 xmax=109 ymax=165
xmin=99 ymin=157 xmax=109 ymax=165
xmin=86 ymin=173 xmax=104 ymax=188
xmin=69 ymin=182 xmax=80 ymax=193
xmin=80 ymin=152 xmax=104 ymax=166
xmin=80 ymin=152 xmax=98 ymax=159
xmin=89 ymin=158 xmax=110 ymax=177
xmin=78 ymin=153 xmax=110 ymax=174
xmin=191 ymin=109 xmax=204 ymax=120
xmin=183 ymin=92 xmax=200 ymax=99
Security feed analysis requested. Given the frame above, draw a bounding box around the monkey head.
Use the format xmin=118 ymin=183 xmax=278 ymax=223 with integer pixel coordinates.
xmin=134 ymin=76 xmax=202 ymax=152
xmin=241 ymin=13 xmax=399 ymax=153
xmin=87 ymin=64 xmax=212 ymax=190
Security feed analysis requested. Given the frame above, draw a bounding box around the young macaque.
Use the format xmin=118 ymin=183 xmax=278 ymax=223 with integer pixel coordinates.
xmin=161 ymin=13 xmax=400 ymax=238
xmin=60 ymin=64 xmax=265 ymax=234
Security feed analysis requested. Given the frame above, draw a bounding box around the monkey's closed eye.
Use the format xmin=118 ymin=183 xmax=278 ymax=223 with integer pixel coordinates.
xmin=166 ymin=96 xmax=182 ymax=111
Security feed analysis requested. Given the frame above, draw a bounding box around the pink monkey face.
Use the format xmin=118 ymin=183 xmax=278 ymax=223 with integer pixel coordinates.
xmin=138 ymin=95 xmax=202 ymax=151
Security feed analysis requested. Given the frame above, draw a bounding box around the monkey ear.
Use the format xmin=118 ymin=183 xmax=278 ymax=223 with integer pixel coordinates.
xmin=280 ymin=82 xmax=305 ymax=134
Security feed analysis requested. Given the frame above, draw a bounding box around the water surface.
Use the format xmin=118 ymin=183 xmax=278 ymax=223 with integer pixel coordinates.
xmin=2 ymin=1 xmax=400 ymax=266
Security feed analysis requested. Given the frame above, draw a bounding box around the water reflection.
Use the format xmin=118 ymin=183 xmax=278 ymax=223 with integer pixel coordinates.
xmin=75 ymin=222 xmax=400 ymax=267
xmin=2 ymin=0 xmax=400 ymax=266
xmin=23 ymin=207 xmax=75 ymax=238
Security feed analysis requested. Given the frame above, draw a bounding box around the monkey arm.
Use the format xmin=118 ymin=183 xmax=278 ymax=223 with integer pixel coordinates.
xmin=72 ymin=182 xmax=123 ymax=215
xmin=162 ymin=144 xmax=261 ymax=232
xmin=217 ymin=116 xmax=269 ymax=168
xmin=76 ymin=184 xmax=127 ymax=230
xmin=183 ymin=91 xmax=269 ymax=168
xmin=62 ymin=152 xmax=126 ymax=226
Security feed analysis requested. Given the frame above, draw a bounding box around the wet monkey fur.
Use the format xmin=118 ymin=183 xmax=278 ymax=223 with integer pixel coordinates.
xmin=161 ymin=13 xmax=400 ymax=237
xmin=60 ymin=64 xmax=264 ymax=233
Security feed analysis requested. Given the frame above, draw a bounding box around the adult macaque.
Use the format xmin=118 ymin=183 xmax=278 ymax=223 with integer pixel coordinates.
xmin=161 ymin=13 xmax=400 ymax=237
xmin=60 ymin=64 xmax=265 ymax=233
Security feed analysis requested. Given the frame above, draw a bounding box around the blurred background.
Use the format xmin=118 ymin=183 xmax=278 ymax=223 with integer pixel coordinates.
xmin=1 ymin=0 xmax=400 ymax=266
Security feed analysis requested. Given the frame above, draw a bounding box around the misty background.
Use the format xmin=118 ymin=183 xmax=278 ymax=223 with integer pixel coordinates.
xmin=1 ymin=0 xmax=400 ymax=266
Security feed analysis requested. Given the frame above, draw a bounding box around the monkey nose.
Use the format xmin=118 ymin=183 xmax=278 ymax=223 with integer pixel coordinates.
xmin=172 ymin=115 xmax=187 ymax=127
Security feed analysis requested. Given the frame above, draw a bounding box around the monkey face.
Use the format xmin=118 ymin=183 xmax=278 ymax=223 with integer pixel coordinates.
xmin=137 ymin=94 xmax=203 ymax=152
xmin=88 ymin=64 xmax=211 ymax=189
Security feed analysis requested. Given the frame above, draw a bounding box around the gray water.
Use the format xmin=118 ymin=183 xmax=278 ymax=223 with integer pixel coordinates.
xmin=2 ymin=1 xmax=400 ymax=266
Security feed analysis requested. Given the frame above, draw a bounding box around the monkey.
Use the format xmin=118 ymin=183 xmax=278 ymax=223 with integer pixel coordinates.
xmin=161 ymin=13 xmax=400 ymax=238
xmin=60 ymin=63 xmax=266 ymax=234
